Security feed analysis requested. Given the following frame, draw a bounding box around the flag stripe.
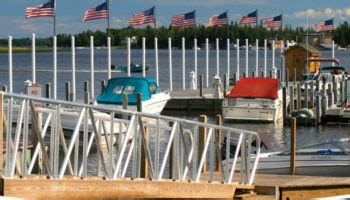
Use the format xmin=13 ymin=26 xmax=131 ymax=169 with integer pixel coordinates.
xmin=83 ymin=2 xmax=108 ymax=22
xmin=129 ymin=7 xmax=155 ymax=26
xmin=25 ymin=0 xmax=55 ymax=19
xmin=239 ymin=10 xmax=257 ymax=24
xmin=171 ymin=11 xmax=196 ymax=28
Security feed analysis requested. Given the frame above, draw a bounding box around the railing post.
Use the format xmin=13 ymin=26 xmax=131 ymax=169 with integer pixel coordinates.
xmin=215 ymin=115 xmax=222 ymax=172
xmin=198 ymin=115 xmax=208 ymax=173
xmin=290 ymin=117 xmax=296 ymax=175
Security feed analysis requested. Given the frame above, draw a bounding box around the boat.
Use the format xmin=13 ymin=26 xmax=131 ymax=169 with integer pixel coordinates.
xmin=96 ymin=77 xmax=170 ymax=115
xmin=222 ymin=77 xmax=283 ymax=123
xmin=222 ymin=137 xmax=350 ymax=177
xmin=319 ymin=43 xmax=337 ymax=50
xmin=111 ymin=63 xmax=149 ymax=73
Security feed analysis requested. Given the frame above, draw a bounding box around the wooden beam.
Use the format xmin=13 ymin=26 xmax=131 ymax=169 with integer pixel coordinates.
xmin=2 ymin=177 xmax=237 ymax=199
xmin=290 ymin=118 xmax=296 ymax=176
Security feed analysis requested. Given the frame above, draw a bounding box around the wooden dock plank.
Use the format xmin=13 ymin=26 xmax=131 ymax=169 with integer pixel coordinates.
xmin=2 ymin=177 xmax=239 ymax=199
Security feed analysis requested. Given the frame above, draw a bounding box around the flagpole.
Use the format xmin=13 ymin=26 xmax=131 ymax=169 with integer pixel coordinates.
xmin=53 ymin=0 xmax=56 ymax=36
xmin=256 ymin=9 xmax=258 ymax=38
xmin=194 ymin=9 xmax=197 ymax=38
xmin=227 ymin=10 xmax=230 ymax=39
xmin=154 ymin=5 xmax=157 ymax=29
xmin=107 ymin=0 xmax=110 ymax=36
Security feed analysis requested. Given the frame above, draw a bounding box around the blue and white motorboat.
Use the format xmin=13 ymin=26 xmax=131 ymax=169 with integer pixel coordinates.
xmin=96 ymin=77 xmax=170 ymax=115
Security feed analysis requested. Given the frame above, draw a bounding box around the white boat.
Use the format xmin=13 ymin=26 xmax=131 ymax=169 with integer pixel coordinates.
xmin=222 ymin=78 xmax=283 ymax=123
xmin=222 ymin=137 xmax=350 ymax=177
xmin=96 ymin=77 xmax=170 ymax=115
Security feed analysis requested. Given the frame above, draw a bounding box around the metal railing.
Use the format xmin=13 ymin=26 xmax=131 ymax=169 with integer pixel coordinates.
xmin=1 ymin=92 xmax=260 ymax=185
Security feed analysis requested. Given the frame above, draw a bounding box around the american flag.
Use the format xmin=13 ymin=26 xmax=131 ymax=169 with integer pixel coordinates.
xmin=208 ymin=11 xmax=228 ymax=27
xmin=26 ymin=0 xmax=55 ymax=19
xmin=171 ymin=10 xmax=196 ymax=28
xmin=239 ymin=10 xmax=257 ymax=24
xmin=129 ymin=7 xmax=155 ymax=26
xmin=83 ymin=2 xmax=108 ymax=22
xmin=262 ymin=14 xmax=282 ymax=28
xmin=316 ymin=19 xmax=334 ymax=32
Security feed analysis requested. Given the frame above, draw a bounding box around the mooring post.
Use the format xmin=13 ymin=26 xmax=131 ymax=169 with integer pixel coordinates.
xmin=243 ymin=72 xmax=247 ymax=78
xmin=155 ymin=37 xmax=159 ymax=86
xmin=199 ymin=75 xmax=203 ymax=97
xmin=310 ymin=81 xmax=315 ymax=108
xmin=293 ymin=68 xmax=296 ymax=86
xmin=289 ymin=85 xmax=295 ymax=112
xmin=333 ymin=76 xmax=338 ymax=105
xmin=285 ymin=68 xmax=289 ymax=88
xmin=84 ymin=81 xmax=89 ymax=93
xmin=304 ymin=82 xmax=309 ymax=108
xmin=168 ymin=38 xmax=173 ymax=91
xmin=182 ymin=37 xmax=186 ymax=90
xmin=316 ymin=80 xmax=322 ymax=125
xmin=0 ymin=92 xmax=3 ymax=172
xmin=345 ymin=76 xmax=348 ymax=99
xmin=233 ymin=73 xmax=237 ymax=85
xmin=290 ymin=117 xmax=296 ymax=175
xmin=46 ymin=83 xmax=51 ymax=99
xmin=252 ymin=71 xmax=255 ymax=78
xmin=2 ymin=85 xmax=7 ymax=92
xmin=215 ymin=114 xmax=222 ymax=172
xmin=328 ymin=83 xmax=334 ymax=107
xmin=65 ymin=81 xmax=71 ymax=101
xmin=340 ymin=79 xmax=344 ymax=103
xmin=297 ymin=83 xmax=301 ymax=111
xmin=216 ymin=38 xmax=220 ymax=76
xmin=269 ymin=70 xmax=273 ymax=78
xmin=282 ymin=87 xmax=287 ymax=124
xmin=236 ymin=39 xmax=240 ymax=81
xmin=198 ymin=115 xmax=208 ymax=173
xmin=322 ymin=80 xmax=328 ymax=116
xmin=206 ymin=38 xmax=209 ymax=88
xmin=223 ymin=73 xmax=227 ymax=97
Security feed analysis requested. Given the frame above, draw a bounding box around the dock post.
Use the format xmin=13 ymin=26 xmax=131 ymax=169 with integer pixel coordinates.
xmin=236 ymin=39 xmax=240 ymax=81
xmin=290 ymin=117 xmax=296 ymax=175
xmin=32 ymin=34 xmax=36 ymax=84
xmin=182 ymin=37 xmax=186 ymax=90
xmin=155 ymin=37 xmax=159 ymax=86
xmin=194 ymin=38 xmax=198 ymax=85
xmin=215 ymin=115 xmax=222 ymax=172
xmin=199 ymin=75 xmax=203 ymax=97
xmin=0 ymin=92 xmax=3 ymax=173
xmin=289 ymin=85 xmax=294 ymax=112
xmin=223 ymin=73 xmax=227 ymax=96
xmin=245 ymin=39 xmax=249 ymax=76
xmin=137 ymin=93 xmax=148 ymax=178
xmin=46 ymin=83 xmax=51 ymax=99
xmin=252 ymin=71 xmax=255 ymax=78
xmin=283 ymin=87 xmax=288 ymax=124
xmin=65 ymin=81 xmax=71 ymax=101
xmin=310 ymin=81 xmax=315 ymax=108
xmin=322 ymin=80 xmax=328 ymax=116
xmin=316 ymin=80 xmax=322 ymax=125
xmin=264 ymin=39 xmax=267 ymax=77
xmin=333 ymin=76 xmax=338 ymax=105
xmin=71 ymin=36 xmax=76 ymax=102
xmin=345 ymin=76 xmax=348 ymax=98
xmin=206 ymin=38 xmax=209 ymax=88
xmin=340 ymin=79 xmax=344 ymax=103
xmin=328 ymin=83 xmax=334 ymax=107
xmin=255 ymin=39 xmax=259 ymax=77
xmin=304 ymin=82 xmax=309 ymax=108
xmin=227 ymin=38 xmax=231 ymax=78
xmin=168 ymin=38 xmax=173 ymax=91
xmin=243 ymin=72 xmax=246 ymax=78
xmin=296 ymin=83 xmax=301 ymax=111
xmin=198 ymin=115 xmax=208 ymax=173
xmin=269 ymin=70 xmax=273 ymax=78
xmin=90 ymin=36 xmax=95 ymax=99
xmin=142 ymin=37 xmax=146 ymax=77
xmin=293 ymin=68 xmax=296 ymax=86
xmin=285 ymin=69 xmax=289 ymax=88
xmin=232 ymin=73 xmax=237 ymax=85
xmin=127 ymin=37 xmax=131 ymax=77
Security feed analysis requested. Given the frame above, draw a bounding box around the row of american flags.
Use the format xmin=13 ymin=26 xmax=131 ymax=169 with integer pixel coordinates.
xmin=25 ymin=0 xmax=334 ymax=32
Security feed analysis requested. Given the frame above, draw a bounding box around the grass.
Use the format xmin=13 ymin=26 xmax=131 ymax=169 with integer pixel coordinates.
xmin=0 ymin=46 xmax=69 ymax=53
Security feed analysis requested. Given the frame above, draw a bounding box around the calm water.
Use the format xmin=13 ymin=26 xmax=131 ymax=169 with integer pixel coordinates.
xmin=0 ymin=48 xmax=349 ymax=153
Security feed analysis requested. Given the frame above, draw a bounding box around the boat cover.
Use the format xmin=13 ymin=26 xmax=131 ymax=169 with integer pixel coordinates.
xmin=227 ymin=78 xmax=279 ymax=100
xmin=96 ymin=77 xmax=157 ymax=105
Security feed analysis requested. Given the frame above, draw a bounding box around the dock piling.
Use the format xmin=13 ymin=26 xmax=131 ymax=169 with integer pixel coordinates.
xmin=328 ymin=83 xmax=334 ymax=106
xmin=333 ymin=76 xmax=338 ymax=105
xmin=296 ymin=83 xmax=301 ymax=111
xmin=316 ymin=80 xmax=322 ymax=125
xmin=290 ymin=117 xmax=296 ymax=175
xmin=199 ymin=75 xmax=203 ymax=97
xmin=282 ymin=87 xmax=287 ymax=125
xmin=215 ymin=115 xmax=222 ymax=172
xmin=198 ymin=115 xmax=208 ymax=173
xmin=304 ymin=82 xmax=309 ymax=108
xmin=310 ymin=81 xmax=315 ymax=108
xmin=289 ymin=85 xmax=295 ymax=112
xmin=216 ymin=38 xmax=220 ymax=76
xmin=2 ymin=85 xmax=7 ymax=92
xmin=182 ymin=37 xmax=186 ymax=90
xmin=65 ymin=82 xmax=71 ymax=101
xmin=101 ymin=80 xmax=106 ymax=93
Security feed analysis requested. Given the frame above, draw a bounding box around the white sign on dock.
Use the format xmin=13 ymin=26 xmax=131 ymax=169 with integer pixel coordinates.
xmin=26 ymin=84 xmax=42 ymax=107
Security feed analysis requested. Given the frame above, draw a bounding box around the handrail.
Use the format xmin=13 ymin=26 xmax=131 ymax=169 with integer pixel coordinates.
xmin=1 ymin=92 xmax=261 ymax=185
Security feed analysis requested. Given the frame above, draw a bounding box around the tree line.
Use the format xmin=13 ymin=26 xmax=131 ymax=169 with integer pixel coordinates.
xmin=1 ymin=22 xmax=349 ymax=48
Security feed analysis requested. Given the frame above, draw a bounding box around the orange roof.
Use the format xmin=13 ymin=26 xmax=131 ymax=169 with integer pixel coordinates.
xmin=227 ymin=78 xmax=279 ymax=100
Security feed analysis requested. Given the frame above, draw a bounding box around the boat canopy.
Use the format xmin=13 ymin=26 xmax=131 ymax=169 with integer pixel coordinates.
xmin=96 ymin=77 xmax=158 ymax=105
xmin=321 ymin=66 xmax=345 ymax=71
xmin=305 ymin=58 xmax=340 ymax=65
xmin=227 ymin=78 xmax=279 ymax=100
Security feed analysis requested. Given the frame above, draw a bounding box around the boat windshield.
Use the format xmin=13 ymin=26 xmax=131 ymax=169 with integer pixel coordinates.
xmin=113 ymin=85 xmax=135 ymax=95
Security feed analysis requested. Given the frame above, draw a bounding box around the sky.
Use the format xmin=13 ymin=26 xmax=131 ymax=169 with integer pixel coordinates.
xmin=1 ymin=0 xmax=350 ymax=38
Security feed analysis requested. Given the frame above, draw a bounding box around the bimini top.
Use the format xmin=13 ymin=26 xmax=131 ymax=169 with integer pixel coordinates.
xmin=227 ymin=78 xmax=280 ymax=100
xmin=96 ymin=77 xmax=158 ymax=105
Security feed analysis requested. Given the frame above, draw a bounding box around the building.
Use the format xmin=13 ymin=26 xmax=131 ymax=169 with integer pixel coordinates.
xmin=284 ymin=44 xmax=321 ymax=81
xmin=304 ymin=33 xmax=333 ymax=48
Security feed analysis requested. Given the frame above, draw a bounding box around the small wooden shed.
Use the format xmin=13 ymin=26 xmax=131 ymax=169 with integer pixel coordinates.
xmin=284 ymin=44 xmax=321 ymax=81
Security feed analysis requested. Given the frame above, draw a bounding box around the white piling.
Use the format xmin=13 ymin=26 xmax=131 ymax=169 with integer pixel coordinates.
xmin=71 ymin=36 xmax=76 ymax=101
xmin=194 ymin=38 xmax=198 ymax=84
xmin=142 ymin=37 xmax=146 ymax=77
xmin=245 ymin=38 xmax=248 ymax=77
xmin=281 ymin=41 xmax=284 ymax=82
xmin=272 ymin=40 xmax=275 ymax=68
xmin=236 ymin=39 xmax=240 ymax=81
xmin=216 ymin=38 xmax=220 ymax=76
xmin=332 ymin=40 xmax=335 ymax=66
xmin=8 ymin=36 xmax=13 ymax=93
xmin=255 ymin=39 xmax=259 ymax=77
xmin=206 ymin=38 xmax=209 ymax=88
xmin=182 ymin=37 xmax=186 ymax=90
xmin=155 ymin=37 xmax=159 ymax=86
xmin=107 ymin=36 xmax=111 ymax=79
xmin=127 ymin=37 xmax=131 ymax=76
xmin=264 ymin=39 xmax=267 ymax=77
xmin=227 ymin=38 xmax=230 ymax=78
xmin=90 ymin=36 xmax=94 ymax=98
xmin=53 ymin=36 xmax=57 ymax=99
xmin=32 ymin=34 xmax=36 ymax=84
xmin=168 ymin=38 xmax=173 ymax=91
